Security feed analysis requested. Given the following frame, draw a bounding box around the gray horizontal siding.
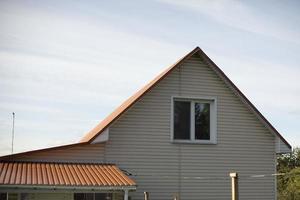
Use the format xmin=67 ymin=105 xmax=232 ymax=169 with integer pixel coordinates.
xmin=106 ymin=54 xmax=276 ymax=200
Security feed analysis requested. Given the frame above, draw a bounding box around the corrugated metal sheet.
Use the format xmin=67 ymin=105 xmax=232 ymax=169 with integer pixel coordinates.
xmin=0 ymin=162 xmax=135 ymax=187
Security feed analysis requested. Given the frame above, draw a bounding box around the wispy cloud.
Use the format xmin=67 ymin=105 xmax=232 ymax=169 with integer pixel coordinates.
xmin=158 ymin=0 xmax=300 ymax=44
xmin=0 ymin=2 xmax=187 ymax=108
xmin=0 ymin=1 xmax=189 ymax=155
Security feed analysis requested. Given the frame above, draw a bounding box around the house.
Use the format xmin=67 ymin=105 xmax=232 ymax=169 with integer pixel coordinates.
xmin=0 ymin=47 xmax=291 ymax=200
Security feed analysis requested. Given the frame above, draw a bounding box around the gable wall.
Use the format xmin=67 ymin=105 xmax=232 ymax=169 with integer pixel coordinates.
xmin=105 ymin=54 xmax=276 ymax=200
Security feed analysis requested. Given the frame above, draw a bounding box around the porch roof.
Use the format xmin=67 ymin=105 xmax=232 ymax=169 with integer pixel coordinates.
xmin=0 ymin=161 xmax=136 ymax=191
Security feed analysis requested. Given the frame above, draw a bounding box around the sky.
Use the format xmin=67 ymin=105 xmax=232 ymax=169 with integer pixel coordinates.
xmin=0 ymin=0 xmax=299 ymax=156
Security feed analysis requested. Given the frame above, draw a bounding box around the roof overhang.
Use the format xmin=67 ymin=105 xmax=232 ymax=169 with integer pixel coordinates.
xmin=0 ymin=162 xmax=136 ymax=192
xmin=0 ymin=185 xmax=136 ymax=193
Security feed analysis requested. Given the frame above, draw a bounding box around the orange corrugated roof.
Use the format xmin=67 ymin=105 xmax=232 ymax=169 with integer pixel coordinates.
xmin=0 ymin=162 xmax=136 ymax=188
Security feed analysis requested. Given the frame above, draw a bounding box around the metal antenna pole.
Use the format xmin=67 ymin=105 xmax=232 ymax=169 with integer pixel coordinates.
xmin=11 ymin=112 xmax=15 ymax=154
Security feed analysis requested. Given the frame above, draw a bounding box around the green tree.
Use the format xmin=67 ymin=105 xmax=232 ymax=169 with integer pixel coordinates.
xmin=277 ymin=147 xmax=300 ymax=200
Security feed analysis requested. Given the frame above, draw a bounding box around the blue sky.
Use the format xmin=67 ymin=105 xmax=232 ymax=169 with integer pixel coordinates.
xmin=0 ymin=0 xmax=299 ymax=156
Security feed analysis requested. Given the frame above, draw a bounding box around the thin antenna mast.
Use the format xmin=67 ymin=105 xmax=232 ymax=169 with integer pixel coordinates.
xmin=11 ymin=112 xmax=15 ymax=154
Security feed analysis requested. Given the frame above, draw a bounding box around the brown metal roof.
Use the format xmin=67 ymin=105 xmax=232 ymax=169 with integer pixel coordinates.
xmin=80 ymin=47 xmax=291 ymax=149
xmin=0 ymin=142 xmax=87 ymax=161
xmin=0 ymin=162 xmax=136 ymax=188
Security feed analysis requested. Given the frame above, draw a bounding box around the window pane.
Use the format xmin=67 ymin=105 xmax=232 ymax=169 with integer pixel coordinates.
xmin=74 ymin=193 xmax=93 ymax=200
xmin=195 ymin=103 xmax=210 ymax=140
xmin=74 ymin=193 xmax=84 ymax=200
xmin=95 ymin=193 xmax=106 ymax=200
xmin=0 ymin=193 xmax=7 ymax=200
xmin=174 ymin=101 xmax=191 ymax=140
xmin=20 ymin=193 xmax=29 ymax=200
xmin=95 ymin=193 xmax=112 ymax=200
xmin=85 ymin=194 xmax=94 ymax=200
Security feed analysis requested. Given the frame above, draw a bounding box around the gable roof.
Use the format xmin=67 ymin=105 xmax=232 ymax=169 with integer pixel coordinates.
xmin=80 ymin=47 xmax=291 ymax=149
xmin=0 ymin=47 xmax=291 ymax=160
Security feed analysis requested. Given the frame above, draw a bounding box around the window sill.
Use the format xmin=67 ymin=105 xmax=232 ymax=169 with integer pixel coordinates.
xmin=171 ymin=140 xmax=217 ymax=145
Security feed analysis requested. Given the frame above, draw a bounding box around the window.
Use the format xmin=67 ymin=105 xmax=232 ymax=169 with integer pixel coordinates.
xmin=7 ymin=193 xmax=18 ymax=200
xmin=0 ymin=193 xmax=7 ymax=200
xmin=172 ymin=97 xmax=216 ymax=144
xmin=74 ymin=193 xmax=112 ymax=200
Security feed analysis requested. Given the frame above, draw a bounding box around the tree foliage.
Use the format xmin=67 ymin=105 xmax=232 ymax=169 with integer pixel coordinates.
xmin=277 ymin=147 xmax=300 ymax=200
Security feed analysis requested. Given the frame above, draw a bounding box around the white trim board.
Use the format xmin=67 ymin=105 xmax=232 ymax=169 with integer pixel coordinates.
xmin=91 ymin=128 xmax=109 ymax=144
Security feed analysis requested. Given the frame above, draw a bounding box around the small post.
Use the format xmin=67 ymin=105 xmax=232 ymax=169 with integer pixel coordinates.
xmin=173 ymin=193 xmax=179 ymax=200
xmin=144 ymin=192 xmax=149 ymax=200
xmin=229 ymin=172 xmax=238 ymax=200
xmin=124 ymin=190 xmax=128 ymax=200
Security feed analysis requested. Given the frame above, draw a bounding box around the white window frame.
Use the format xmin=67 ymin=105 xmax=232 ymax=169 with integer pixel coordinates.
xmin=170 ymin=96 xmax=217 ymax=144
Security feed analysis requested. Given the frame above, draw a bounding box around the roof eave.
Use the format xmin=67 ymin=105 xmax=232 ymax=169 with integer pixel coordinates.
xmin=0 ymin=184 xmax=137 ymax=192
